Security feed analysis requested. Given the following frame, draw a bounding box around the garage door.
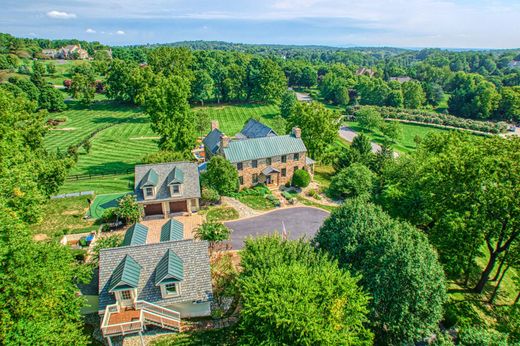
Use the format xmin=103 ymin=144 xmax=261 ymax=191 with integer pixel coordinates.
xmin=170 ymin=201 xmax=187 ymax=213
xmin=144 ymin=203 xmax=163 ymax=216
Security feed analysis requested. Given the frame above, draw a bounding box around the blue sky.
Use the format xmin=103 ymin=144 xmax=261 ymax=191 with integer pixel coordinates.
xmin=2 ymin=0 xmax=519 ymax=48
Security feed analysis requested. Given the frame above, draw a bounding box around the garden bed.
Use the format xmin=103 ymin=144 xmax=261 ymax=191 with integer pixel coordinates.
xmin=231 ymin=185 xmax=280 ymax=211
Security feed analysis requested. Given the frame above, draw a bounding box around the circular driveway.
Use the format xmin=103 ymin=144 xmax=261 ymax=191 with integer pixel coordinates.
xmin=224 ymin=207 xmax=330 ymax=250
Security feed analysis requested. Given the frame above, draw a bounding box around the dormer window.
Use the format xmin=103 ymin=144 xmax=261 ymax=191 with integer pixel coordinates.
xmin=170 ymin=184 xmax=181 ymax=196
xmin=145 ymin=187 xmax=154 ymax=197
xmin=161 ymin=282 xmax=181 ymax=298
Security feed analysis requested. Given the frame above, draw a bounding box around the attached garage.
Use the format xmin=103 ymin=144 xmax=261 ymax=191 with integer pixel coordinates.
xmin=169 ymin=201 xmax=188 ymax=213
xmin=144 ymin=203 xmax=163 ymax=216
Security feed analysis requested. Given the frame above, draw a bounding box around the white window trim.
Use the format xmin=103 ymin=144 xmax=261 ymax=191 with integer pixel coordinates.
xmin=115 ymin=289 xmax=137 ymax=306
xmin=169 ymin=184 xmax=182 ymax=197
xmin=143 ymin=186 xmax=156 ymax=200
xmin=160 ymin=282 xmax=181 ymax=298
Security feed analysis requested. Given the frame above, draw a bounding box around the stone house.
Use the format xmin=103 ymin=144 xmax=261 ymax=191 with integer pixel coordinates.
xmin=57 ymin=45 xmax=89 ymax=59
xmin=203 ymin=120 xmax=315 ymax=189
xmin=134 ymin=162 xmax=201 ymax=218
xmin=98 ymin=225 xmax=212 ymax=345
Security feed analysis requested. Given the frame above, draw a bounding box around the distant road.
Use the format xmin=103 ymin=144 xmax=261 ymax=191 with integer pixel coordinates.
xmin=338 ymin=126 xmax=400 ymax=157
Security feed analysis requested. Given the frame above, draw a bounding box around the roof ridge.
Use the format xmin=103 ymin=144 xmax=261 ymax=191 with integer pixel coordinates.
xmin=99 ymin=238 xmax=208 ymax=252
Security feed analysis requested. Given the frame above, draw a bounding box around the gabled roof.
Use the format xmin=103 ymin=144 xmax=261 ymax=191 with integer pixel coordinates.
xmin=122 ymin=223 xmax=149 ymax=246
xmin=134 ymin=162 xmax=201 ymax=202
xmin=108 ymin=255 xmax=141 ymax=292
xmin=155 ymin=249 xmax=184 ymax=286
xmin=167 ymin=167 xmax=184 ymax=185
xmin=141 ymin=169 xmax=159 ymax=187
xmin=160 ymin=219 xmax=184 ymax=242
xmin=202 ymin=128 xmax=223 ymax=155
xmin=223 ymin=134 xmax=307 ymax=163
xmin=238 ymin=119 xmax=277 ymax=139
xmin=262 ymin=166 xmax=280 ymax=175
xmin=99 ymin=240 xmax=212 ymax=311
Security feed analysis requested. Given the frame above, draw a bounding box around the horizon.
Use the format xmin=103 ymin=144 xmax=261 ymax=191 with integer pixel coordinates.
xmin=2 ymin=0 xmax=520 ymax=49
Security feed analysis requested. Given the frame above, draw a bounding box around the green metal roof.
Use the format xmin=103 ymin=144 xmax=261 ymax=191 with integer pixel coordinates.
xmin=109 ymin=255 xmax=142 ymax=292
xmin=160 ymin=219 xmax=184 ymax=242
xmin=122 ymin=223 xmax=148 ymax=246
xmin=223 ymin=134 xmax=307 ymax=163
xmin=141 ymin=168 xmax=159 ymax=187
xmin=167 ymin=167 xmax=184 ymax=185
xmin=155 ymin=249 xmax=184 ymax=286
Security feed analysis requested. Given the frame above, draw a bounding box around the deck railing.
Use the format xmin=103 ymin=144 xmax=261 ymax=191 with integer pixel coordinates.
xmin=101 ymin=301 xmax=181 ymax=337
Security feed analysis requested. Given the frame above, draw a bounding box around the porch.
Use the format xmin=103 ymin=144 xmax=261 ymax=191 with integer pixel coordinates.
xmin=101 ymin=301 xmax=181 ymax=344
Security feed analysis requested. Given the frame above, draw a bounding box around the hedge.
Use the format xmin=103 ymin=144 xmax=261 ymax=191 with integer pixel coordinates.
xmin=347 ymin=106 xmax=509 ymax=134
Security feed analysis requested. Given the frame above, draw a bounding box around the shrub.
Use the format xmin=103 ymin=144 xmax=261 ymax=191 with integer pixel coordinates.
xmin=266 ymin=194 xmax=281 ymax=207
xmin=329 ymin=163 xmax=375 ymax=199
xmin=201 ymin=187 xmax=220 ymax=205
xmin=91 ymin=234 xmax=124 ymax=264
xmin=115 ymin=195 xmax=142 ymax=225
xmin=291 ymin=169 xmax=311 ymax=188
xmin=194 ymin=222 xmax=231 ymax=250
xmin=101 ymin=208 xmax=117 ymax=223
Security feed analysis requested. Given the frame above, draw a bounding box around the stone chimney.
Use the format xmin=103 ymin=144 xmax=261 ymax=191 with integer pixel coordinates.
xmin=292 ymin=127 xmax=302 ymax=138
xmin=211 ymin=120 xmax=219 ymax=131
xmin=220 ymin=134 xmax=230 ymax=149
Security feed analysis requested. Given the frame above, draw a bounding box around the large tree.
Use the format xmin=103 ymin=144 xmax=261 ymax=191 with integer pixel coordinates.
xmin=329 ymin=163 xmax=375 ymax=199
xmin=401 ymin=81 xmax=426 ymax=109
xmin=245 ymin=57 xmax=287 ymax=103
xmin=448 ymin=72 xmax=500 ymax=119
xmin=202 ymin=156 xmax=239 ymax=196
xmin=286 ymin=101 xmax=341 ymax=159
xmin=380 ymin=132 xmax=520 ymax=293
xmin=314 ymin=199 xmax=447 ymax=345
xmin=239 ymin=236 xmax=373 ymax=345
xmin=144 ymin=74 xmax=196 ymax=152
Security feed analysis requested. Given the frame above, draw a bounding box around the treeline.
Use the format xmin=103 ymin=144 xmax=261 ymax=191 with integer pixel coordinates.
xmin=0 ymin=87 xmax=90 ymax=344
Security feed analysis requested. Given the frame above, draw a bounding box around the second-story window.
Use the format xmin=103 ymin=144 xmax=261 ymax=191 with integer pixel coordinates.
xmin=171 ymin=184 xmax=180 ymax=194
xmin=294 ymin=153 xmax=300 ymax=161
xmin=145 ymin=187 xmax=154 ymax=197
xmin=237 ymin=162 xmax=243 ymax=171
xmin=266 ymin=157 xmax=272 ymax=165
xmin=281 ymin=155 xmax=287 ymax=163
xmin=252 ymin=160 xmax=258 ymax=168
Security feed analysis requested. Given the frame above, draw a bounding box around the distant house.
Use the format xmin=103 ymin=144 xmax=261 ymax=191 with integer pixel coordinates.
xmin=134 ymin=162 xmax=201 ymax=218
xmin=356 ymin=67 xmax=376 ymax=77
xmin=509 ymin=60 xmax=520 ymax=68
xmin=389 ymin=76 xmax=413 ymax=83
xmin=56 ymin=44 xmax=89 ymax=60
xmin=203 ymin=120 xmax=315 ymax=188
xmin=42 ymin=49 xmax=58 ymax=59
xmin=98 ymin=225 xmax=212 ymax=344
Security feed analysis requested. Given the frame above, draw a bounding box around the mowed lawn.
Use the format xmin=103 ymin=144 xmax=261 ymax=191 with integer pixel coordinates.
xmin=51 ymin=102 xmax=282 ymax=194
xmin=346 ymin=120 xmax=452 ymax=153
xmin=193 ymin=103 xmax=282 ymax=135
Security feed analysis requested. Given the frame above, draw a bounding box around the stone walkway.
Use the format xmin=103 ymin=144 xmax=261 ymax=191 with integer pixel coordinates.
xmin=221 ymin=196 xmax=259 ymax=218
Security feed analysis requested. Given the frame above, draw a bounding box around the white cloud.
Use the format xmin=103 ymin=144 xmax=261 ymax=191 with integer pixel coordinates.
xmin=46 ymin=10 xmax=76 ymax=19
xmin=116 ymin=30 xmax=125 ymax=35
xmin=86 ymin=28 xmax=96 ymax=33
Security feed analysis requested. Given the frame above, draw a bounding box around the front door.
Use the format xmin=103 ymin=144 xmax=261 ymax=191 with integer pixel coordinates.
xmin=265 ymin=175 xmax=272 ymax=185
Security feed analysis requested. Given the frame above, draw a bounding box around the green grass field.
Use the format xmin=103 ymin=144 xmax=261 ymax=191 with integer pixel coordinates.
xmin=89 ymin=192 xmax=130 ymax=219
xmin=51 ymin=102 xmax=283 ymax=194
xmin=193 ymin=103 xmax=283 ymax=135
xmin=346 ymin=120 xmax=452 ymax=153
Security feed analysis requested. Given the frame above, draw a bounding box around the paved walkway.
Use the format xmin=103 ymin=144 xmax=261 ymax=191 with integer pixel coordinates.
xmin=224 ymin=207 xmax=330 ymax=249
xmin=221 ymin=196 xmax=259 ymax=218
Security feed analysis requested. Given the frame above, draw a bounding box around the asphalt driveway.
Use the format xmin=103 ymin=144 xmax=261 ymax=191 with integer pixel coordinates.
xmin=224 ymin=207 xmax=330 ymax=249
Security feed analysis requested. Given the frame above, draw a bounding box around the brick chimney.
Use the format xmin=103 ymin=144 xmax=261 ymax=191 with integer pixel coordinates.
xmin=211 ymin=120 xmax=219 ymax=131
xmin=292 ymin=127 xmax=302 ymax=138
xmin=220 ymin=134 xmax=230 ymax=149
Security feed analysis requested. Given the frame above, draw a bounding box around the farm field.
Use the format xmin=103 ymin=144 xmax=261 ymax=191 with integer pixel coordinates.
xmin=346 ymin=120 xmax=452 ymax=153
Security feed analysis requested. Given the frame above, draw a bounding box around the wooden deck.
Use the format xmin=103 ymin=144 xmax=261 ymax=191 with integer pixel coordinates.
xmin=108 ymin=308 xmax=141 ymax=325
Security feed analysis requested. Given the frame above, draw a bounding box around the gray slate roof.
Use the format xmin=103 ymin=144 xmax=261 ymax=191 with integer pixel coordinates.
xmin=134 ymin=162 xmax=201 ymax=202
xmin=202 ymin=128 xmax=223 ymax=155
xmin=223 ymin=134 xmax=307 ymax=163
xmin=98 ymin=239 xmax=212 ymax=312
xmin=237 ymin=119 xmax=277 ymax=139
